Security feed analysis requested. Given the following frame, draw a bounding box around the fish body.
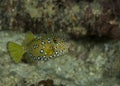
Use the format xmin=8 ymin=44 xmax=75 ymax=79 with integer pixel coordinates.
xmin=7 ymin=31 xmax=69 ymax=63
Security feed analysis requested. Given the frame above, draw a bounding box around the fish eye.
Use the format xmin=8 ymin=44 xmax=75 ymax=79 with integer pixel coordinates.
xmin=53 ymin=38 xmax=57 ymax=43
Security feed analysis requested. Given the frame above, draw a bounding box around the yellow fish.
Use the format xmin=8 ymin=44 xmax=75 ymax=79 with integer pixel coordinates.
xmin=7 ymin=31 xmax=69 ymax=63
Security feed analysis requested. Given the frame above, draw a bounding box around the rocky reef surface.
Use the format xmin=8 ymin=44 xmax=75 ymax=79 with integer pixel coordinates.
xmin=0 ymin=31 xmax=120 ymax=86
xmin=0 ymin=0 xmax=120 ymax=86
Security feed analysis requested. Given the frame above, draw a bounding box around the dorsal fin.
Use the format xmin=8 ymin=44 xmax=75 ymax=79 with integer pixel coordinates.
xmin=23 ymin=31 xmax=35 ymax=45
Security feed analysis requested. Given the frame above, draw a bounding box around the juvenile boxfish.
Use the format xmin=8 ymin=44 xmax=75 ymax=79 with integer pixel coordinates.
xmin=7 ymin=31 xmax=69 ymax=63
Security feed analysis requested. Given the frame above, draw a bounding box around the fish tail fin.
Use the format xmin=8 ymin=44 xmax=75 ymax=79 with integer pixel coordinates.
xmin=7 ymin=41 xmax=25 ymax=63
